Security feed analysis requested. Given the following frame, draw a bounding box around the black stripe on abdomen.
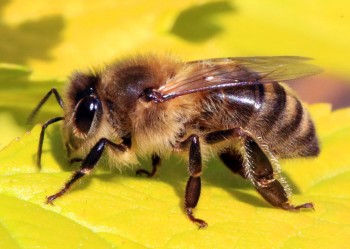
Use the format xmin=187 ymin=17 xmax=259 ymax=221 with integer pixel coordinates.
xmin=258 ymin=83 xmax=287 ymax=135
xmin=277 ymin=97 xmax=304 ymax=141
xmin=292 ymin=119 xmax=320 ymax=157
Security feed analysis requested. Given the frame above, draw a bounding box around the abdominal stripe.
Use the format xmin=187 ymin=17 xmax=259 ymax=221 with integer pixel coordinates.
xmin=277 ymin=96 xmax=303 ymax=140
xmin=258 ymin=83 xmax=286 ymax=135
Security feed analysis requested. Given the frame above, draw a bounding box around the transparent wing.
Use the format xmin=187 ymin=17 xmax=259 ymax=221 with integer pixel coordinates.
xmin=158 ymin=56 xmax=322 ymax=100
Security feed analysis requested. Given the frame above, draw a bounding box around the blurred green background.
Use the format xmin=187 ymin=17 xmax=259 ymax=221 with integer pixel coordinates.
xmin=0 ymin=0 xmax=349 ymax=75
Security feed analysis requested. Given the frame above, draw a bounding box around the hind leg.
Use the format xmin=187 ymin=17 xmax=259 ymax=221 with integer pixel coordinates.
xmin=219 ymin=148 xmax=246 ymax=178
xmin=206 ymin=128 xmax=314 ymax=211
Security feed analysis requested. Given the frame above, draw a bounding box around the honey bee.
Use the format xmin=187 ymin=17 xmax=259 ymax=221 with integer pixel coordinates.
xmin=29 ymin=54 xmax=321 ymax=228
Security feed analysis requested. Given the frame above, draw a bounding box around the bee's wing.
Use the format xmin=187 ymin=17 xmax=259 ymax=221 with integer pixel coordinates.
xmin=158 ymin=56 xmax=322 ymax=100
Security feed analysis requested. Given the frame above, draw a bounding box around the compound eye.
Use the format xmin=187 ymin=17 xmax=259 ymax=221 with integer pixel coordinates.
xmin=74 ymin=96 xmax=102 ymax=134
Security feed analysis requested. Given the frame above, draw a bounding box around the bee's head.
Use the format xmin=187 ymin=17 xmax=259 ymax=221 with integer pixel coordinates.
xmin=66 ymin=72 xmax=103 ymax=139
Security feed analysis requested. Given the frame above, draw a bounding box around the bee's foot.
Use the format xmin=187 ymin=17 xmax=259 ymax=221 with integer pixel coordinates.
xmin=136 ymin=169 xmax=154 ymax=177
xmin=186 ymin=208 xmax=208 ymax=229
xmin=281 ymin=202 xmax=315 ymax=211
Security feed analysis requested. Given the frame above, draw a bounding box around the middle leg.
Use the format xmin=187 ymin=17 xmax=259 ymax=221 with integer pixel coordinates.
xmin=176 ymin=134 xmax=208 ymax=228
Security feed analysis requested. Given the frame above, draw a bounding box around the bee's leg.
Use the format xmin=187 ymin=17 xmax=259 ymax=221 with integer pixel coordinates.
xmin=136 ymin=154 xmax=161 ymax=177
xmin=177 ymin=134 xmax=208 ymax=229
xmin=27 ymin=88 xmax=64 ymax=124
xmin=205 ymin=128 xmax=314 ymax=211
xmin=243 ymin=137 xmax=313 ymax=210
xmin=46 ymin=138 xmax=127 ymax=204
xmin=219 ymin=148 xmax=246 ymax=178
xmin=37 ymin=117 xmax=64 ymax=168
xmin=28 ymin=88 xmax=65 ymax=169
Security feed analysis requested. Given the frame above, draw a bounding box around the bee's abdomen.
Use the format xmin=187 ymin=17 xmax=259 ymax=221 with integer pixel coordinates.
xmin=199 ymin=82 xmax=319 ymax=158
xmin=248 ymin=82 xmax=319 ymax=158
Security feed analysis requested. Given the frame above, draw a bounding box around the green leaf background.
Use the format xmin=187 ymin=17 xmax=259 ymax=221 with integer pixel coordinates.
xmin=0 ymin=1 xmax=350 ymax=248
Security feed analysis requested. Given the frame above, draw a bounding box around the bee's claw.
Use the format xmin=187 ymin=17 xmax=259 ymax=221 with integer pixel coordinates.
xmin=45 ymin=196 xmax=56 ymax=205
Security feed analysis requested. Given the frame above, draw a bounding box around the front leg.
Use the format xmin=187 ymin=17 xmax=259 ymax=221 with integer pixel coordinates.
xmin=37 ymin=117 xmax=64 ymax=169
xmin=46 ymin=138 xmax=127 ymax=204
xmin=177 ymin=134 xmax=208 ymax=229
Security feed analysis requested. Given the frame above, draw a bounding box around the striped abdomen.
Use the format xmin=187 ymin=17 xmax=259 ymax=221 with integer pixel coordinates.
xmin=197 ymin=82 xmax=319 ymax=158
